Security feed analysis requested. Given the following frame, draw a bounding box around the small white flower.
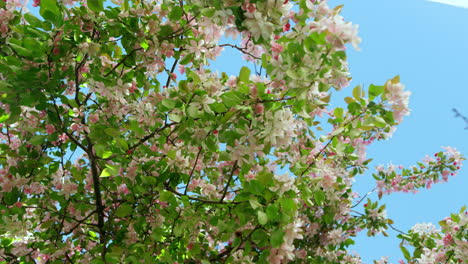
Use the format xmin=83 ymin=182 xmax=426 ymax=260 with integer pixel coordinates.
xmin=410 ymin=222 xmax=439 ymax=236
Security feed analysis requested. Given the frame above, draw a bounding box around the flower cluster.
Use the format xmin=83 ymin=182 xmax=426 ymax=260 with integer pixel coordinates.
xmin=374 ymin=147 xmax=463 ymax=197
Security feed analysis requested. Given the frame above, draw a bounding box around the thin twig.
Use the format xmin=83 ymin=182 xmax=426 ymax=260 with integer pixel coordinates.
xmin=220 ymin=160 xmax=238 ymax=202
xmin=351 ymin=188 xmax=376 ymax=208
xmin=104 ymin=48 xmax=143 ymax=77
xmin=184 ymin=147 xmax=203 ymax=195
xmin=166 ymin=185 xmax=241 ymax=205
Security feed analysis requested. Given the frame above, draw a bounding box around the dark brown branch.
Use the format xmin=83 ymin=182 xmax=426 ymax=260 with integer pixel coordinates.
xmin=86 ymin=137 xmax=107 ymax=262
xmin=128 ymin=122 xmax=178 ymax=151
xmin=104 ymin=48 xmax=143 ymax=77
xmin=166 ymin=185 xmax=241 ymax=205
xmin=184 ymin=147 xmax=203 ymax=195
xmin=217 ymin=43 xmax=260 ymax=60
xmin=165 ymin=58 xmax=179 ymax=88
xmin=220 ymin=160 xmax=238 ymax=202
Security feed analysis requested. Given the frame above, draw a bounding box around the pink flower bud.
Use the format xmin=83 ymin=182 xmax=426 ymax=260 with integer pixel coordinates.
xmin=254 ymin=104 xmax=264 ymax=114
xmin=70 ymin=123 xmax=80 ymax=131
xmin=45 ymin=124 xmax=56 ymax=134
xmin=89 ymin=113 xmax=99 ymax=123
xmin=271 ymin=42 xmax=284 ymax=53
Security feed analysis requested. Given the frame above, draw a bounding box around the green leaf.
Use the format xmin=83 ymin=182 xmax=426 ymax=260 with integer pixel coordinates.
xmin=334 ymin=107 xmax=344 ymax=120
xmin=104 ymin=128 xmax=120 ymax=137
xmin=314 ymin=190 xmax=326 ymax=205
xmin=168 ymin=113 xmax=182 ymax=122
xmin=179 ymin=53 xmax=194 ymax=65
xmin=251 ymin=229 xmax=268 ymax=248
xmin=270 ymin=229 xmax=284 ymax=247
xmin=209 ymin=102 xmax=227 ymax=113
xmin=24 ymin=13 xmax=45 ymax=28
xmin=257 ymin=211 xmax=267 ymax=225
xmin=201 ymin=8 xmax=216 ymax=17
xmin=400 ymin=246 xmax=411 ymax=260
xmin=167 ymin=150 xmax=177 ymax=159
xmin=30 ymin=135 xmax=46 ymax=145
xmin=280 ymin=198 xmax=297 ymax=212
xmin=95 ymin=144 xmax=112 ymax=158
xmin=100 ymin=164 xmax=119 ymax=177
xmin=249 ymin=199 xmax=262 ymax=210
xmin=286 ymin=69 xmax=300 ymax=79
xmin=220 ymin=92 xmax=243 ymax=108
xmin=116 ymin=138 xmax=129 ymax=149
xmin=239 ymin=66 xmax=250 ymax=83
xmin=161 ymin=99 xmax=177 ymax=110
xmin=0 ymin=114 xmax=10 ymax=122
xmin=39 ymin=0 xmax=62 ymax=25
xmin=343 ymin=96 xmax=354 ymax=104
xmin=8 ymin=43 xmax=33 ymax=57
xmin=352 ymin=85 xmax=364 ymax=100
xmin=187 ymin=105 xmax=200 ymax=118
xmin=159 ymin=190 xmax=173 ymax=202
xmin=140 ymin=40 xmax=149 ymax=51
xmin=369 ymin=84 xmax=384 ymax=99
xmin=347 ymin=102 xmax=361 ymax=115
xmin=266 ymin=204 xmax=279 ymax=221
xmin=115 ymin=204 xmax=132 ymax=218
xmin=168 ymin=6 xmax=183 ymax=20
xmin=0 ymin=80 xmax=11 ymax=92
xmin=158 ymin=25 xmax=173 ymax=39
xmin=23 ymin=38 xmax=43 ymax=53
xmin=100 ymin=168 xmax=112 ymax=177
xmin=87 ymin=0 xmax=104 ymax=13
xmin=371 ymin=116 xmax=387 ymax=128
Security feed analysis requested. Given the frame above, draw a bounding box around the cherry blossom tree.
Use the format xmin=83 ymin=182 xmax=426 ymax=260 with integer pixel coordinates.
xmin=0 ymin=0 xmax=466 ymax=263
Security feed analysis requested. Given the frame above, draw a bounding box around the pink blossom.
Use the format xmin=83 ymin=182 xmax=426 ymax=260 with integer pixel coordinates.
xmin=32 ymin=0 xmax=40 ymax=7
xmin=70 ymin=123 xmax=80 ymax=131
xmin=118 ymin=184 xmax=130 ymax=195
xmin=254 ymin=103 xmax=264 ymax=114
xmin=271 ymin=42 xmax=284 ymax=53
xmin=88 ymin=113 xmax=99 ymax=123
xmin=45 ymin=124 xmax=56 ymax=134
xmin=226 ymin=76 xmax=237 ymax=88
xmin=443 ymin=234 xmax=453 ymax=246
xmin=178 ymin=64 xmax=185 ymax=74
xmin=129 ymin=82 xmax=137 ymax=93
xmin=59 ymin=133 xmax=69 ymax=143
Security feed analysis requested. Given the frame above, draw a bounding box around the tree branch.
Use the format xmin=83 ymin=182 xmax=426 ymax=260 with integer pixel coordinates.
xmin=86 ymin=137 xmax=107 ymax=262
xmin=166 ymin=185 xmax=241 ymax=205
xmin=184 ymin=147 xmax=203 ymax=195
xmin=104 ymin=48 xmax=143 ymax=77
xmin=220 ymin=160 xmax=238 ymax=202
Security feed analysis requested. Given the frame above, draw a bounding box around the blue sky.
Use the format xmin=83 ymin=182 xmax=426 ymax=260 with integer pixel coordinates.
xmin=328 ymin=0 xmax=468 ymax=262
xmin=25 ymin=0 xmax=467 ymax=262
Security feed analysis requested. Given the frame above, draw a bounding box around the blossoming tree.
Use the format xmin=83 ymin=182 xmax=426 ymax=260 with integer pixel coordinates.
xmin=0 ymin=0 xmax=466 ymax=263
